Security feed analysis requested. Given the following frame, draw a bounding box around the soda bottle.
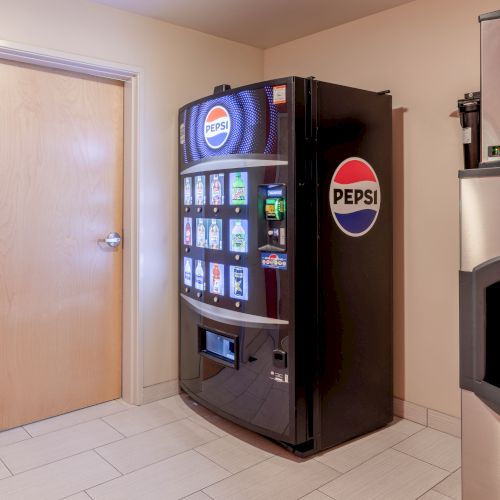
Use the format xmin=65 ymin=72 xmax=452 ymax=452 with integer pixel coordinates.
xmin=197 ymin=219 xmax=206 ymax=248
xmin=195 ymin=261 xmax=204 ymax=290
xmin=184 ymin=219 xmax=192 ymax=246
xmin=232 ymin=267 xmax=244 ymax=298
xmin=211 ymin=175 xmax=222 ymax=205
xmin=231 ymin=220 xmax=246 ymax=252
xmin=195 ymin=176 xmax=204 ymax=205
xmin=212 ymin=263 xmax=221 ymax=294
xmin=231 ymin=172 xmax=246 ymax=205
xmin=209 ymin=219 xmax=220 ymax=249
xmin=184 ymin=177 xmax=192 ymax=205
xmin=184 ymin=258 xmax=192 ymax=286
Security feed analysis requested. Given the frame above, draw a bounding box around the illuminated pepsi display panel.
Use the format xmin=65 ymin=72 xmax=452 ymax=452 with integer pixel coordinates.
xmin=180 ymin=86 xmax=283 ymax=165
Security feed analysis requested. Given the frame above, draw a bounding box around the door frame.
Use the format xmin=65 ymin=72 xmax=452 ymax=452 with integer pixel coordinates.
xmin=0 ymin=39 xmax=144 ymax=405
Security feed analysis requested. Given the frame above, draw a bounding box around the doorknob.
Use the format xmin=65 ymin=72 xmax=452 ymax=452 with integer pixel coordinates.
xmin=98 ymin=232 xmax=122 ymax=247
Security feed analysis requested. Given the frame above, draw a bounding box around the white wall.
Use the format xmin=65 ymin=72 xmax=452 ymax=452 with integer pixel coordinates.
xmin=0 ymin=0 xmax=263 ymax=397
xmin=264 ymin=0 xmax=499 ymax=417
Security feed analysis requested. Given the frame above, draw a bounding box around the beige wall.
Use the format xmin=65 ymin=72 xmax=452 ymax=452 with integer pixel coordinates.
xmin=0 ymin=0 xmax=263 ymax=396
xmin=265 ymin=0 xmax=499 ymax=417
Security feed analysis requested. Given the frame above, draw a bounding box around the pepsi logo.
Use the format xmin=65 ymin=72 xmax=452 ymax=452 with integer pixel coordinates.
xmin=204 ymin=105 xmax=231 ymax=149
xmin=329 ymin=157 xmax=381 ymax=237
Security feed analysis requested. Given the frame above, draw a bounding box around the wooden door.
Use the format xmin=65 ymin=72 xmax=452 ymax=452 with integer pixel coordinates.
xmin=0 ymin=60 xmax=123 ymax=430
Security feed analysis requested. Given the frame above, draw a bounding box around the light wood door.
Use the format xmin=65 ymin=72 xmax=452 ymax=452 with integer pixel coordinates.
xmin=0 ymin=60 xmax=123 ymax=431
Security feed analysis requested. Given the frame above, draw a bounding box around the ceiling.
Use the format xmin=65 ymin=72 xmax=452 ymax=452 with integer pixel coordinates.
xmin=92 ymin=0 xmax=416 ymax=49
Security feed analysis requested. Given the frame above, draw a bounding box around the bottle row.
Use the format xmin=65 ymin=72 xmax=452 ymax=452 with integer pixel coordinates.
xmin=183 ymin=217 xmax=248 ymax=252
xmin=184 ymin=258 xmax=249 ymax=301
xmin=184 ymin=171 xmax=248 ymax=206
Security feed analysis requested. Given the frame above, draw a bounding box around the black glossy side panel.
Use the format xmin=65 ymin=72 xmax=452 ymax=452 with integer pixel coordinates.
xmin=315 ymin=82 xmax=393 ymax=450
xmin=459 ymin=271 xmax=474 ymax=391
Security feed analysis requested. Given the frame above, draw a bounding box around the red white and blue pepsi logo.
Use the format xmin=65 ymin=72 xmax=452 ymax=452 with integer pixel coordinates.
xmin=204 ymin=105 xmax=231 ymax=149
xmin=329 ymin=157 xmax=381 ymax=237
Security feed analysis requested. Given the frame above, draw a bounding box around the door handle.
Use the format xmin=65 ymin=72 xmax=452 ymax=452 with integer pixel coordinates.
xmin=98 ymin=232 xmax=122 ymax=247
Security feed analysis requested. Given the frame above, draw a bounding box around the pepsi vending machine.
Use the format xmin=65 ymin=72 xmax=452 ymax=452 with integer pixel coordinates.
xmin=179 ymin=77 xmax=392 ymax=455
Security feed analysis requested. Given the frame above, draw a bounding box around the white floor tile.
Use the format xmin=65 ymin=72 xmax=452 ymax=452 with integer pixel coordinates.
xmin=418 ymin=491 xmax=451 ymax=500
xmin=0 ymin=428 xmax=31 ymax=449
xmin=389 ymin=418 xmax=426 ymax=436
xmin=300 ymin=491 xmax=333 ymax=499
xmin=64 ymin=493 xmax=92 ymax=499
xmin=203 ymin=456 xmax=340 ymax=500
xmin=187 ymin=414 xmax=229 ymax=437
xmin=87 ymin=450 xmax=229 ymax=500
xmin=24 ymin=399 xmax=131 ymax=437
xmin=195 ymin=435 xmax=272 ymax=473
xmin=0 ymin=419 xmax=123 ymax=474
xmin=319 ymin=448 xmax=448 ymax=500
xmin=157 ymin=395 xmax=196 ymax=416
xmin=0 ymin=451 xmax=119 ymax=500
xmin=96 ymin=418 xmax=219 ymax=474
xmin=102 ymin=400 xmax=187 ymax=437
xmin=181 ymin=491 xmax=212 ymax=500
xmin=433 ymin=468 xmax=461 ymax=499
xmin=315 ymin=424 xmax=418 ymax=473
xmin=394 ymin=428 xmax=461 ymax=472
xmin=0 ymin=459 xmax=11 ymax=479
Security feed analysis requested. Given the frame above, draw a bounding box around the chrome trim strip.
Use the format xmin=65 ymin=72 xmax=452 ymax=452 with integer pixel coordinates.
xmin=180 ymin=294 xmax=289 ymax=327
xmin=180 ymin=158 xmax=288 ymax=175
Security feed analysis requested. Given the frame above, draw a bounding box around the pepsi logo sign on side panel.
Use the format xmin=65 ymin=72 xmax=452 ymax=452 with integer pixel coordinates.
xmin=204 ymin=105 xmax=231 ymax=149
xmin=329 ymin=157 xmax=381 ymax=237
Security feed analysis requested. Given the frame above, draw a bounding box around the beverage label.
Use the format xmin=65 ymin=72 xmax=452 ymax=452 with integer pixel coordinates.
xmin=183 ymin=217 xmax=192 ymax=246
xmin=210 ymin=173 xmax=225 ymax=205
xmin=229 ymin=172 xmax=248 ymax=206
xmin=208 ymin=219 xmax=223 ymax=250
xmin=229 ymin=219 xmax=248 ymax=253
xmin=194 ymin=260 xmax=205 ymax=291
xmin=184 ymin=257 xmax=192 ymax=286
xmin=230 ymin=266 xmax=248 ymax=300
xmin=194 ymin=175 xmax=206 ymax=205
xmin=184 ymin=177 xmax=193 ymax=205
xmin=196 ymin=218 xmax=207 ymax=248
xmin=209 ymin=262 xmax=225 ymax=296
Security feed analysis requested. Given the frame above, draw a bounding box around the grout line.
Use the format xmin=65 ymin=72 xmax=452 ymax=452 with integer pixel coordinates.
xmin=391 ymin=447 xmax=456 ymax=474
xmin=199 ymin=455 xmax=276 ymax=493
xmin=0 ymin=437 xmax=124 ymax=477
xmin=191 ymin=442 xmax=235 ymax=475
xmin=87 ymin=435 xmax=222 ymax=480
xmin=97 ymin=418 xmax=127 ymax=439
xmin=92 ymin=448 xmax=124 ymax=476
xmin=0 ymin=456 xmax=14 ymax=477
xmin=61 ymin=489 xmax=93 ymax=499
xmin=99 ymin=414 xmax=192 ymax=440
xmin=19 ymin=399 xmax=133 ymax=438
xmin=312 ymin=428 xmax=424 ymax=477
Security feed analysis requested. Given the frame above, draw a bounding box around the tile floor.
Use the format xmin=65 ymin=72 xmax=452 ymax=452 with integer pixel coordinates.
xmin=0 ymin=395 xmax=462 ymax=500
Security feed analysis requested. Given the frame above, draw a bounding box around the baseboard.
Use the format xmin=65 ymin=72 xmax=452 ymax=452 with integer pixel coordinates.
xmin=142 ymin=379 xmax=179 ymax=404
xmin=394 ymin=398 xmax=461 ymax=437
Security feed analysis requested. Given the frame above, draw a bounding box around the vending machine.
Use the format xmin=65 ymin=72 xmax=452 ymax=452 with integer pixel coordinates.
xmin=179 ymin=77 xmax=392 ymax=455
